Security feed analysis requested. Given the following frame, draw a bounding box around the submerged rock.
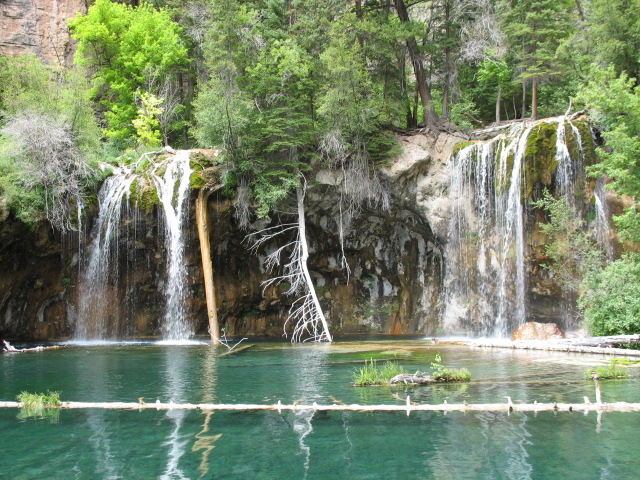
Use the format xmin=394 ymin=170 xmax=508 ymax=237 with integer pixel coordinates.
xmin=511 ymin=322 xmax=566 ymax=341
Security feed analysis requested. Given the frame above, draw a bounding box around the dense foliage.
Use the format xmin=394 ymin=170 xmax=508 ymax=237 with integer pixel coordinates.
xmin=0 ymin=55 xmax=99 ymax=231
xmin=580 ymin=256 xmax=640 ymax=336
xmin=68 ymin=0 xmax=189 ymax=145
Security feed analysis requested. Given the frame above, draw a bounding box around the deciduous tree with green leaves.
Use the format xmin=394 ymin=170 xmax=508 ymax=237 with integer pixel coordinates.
xmin=69 ymin=0 xmax=188 ymax=143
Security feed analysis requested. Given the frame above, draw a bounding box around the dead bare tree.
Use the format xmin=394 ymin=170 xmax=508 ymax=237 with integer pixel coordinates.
xmin=143 ymin=67 xmax=184 ymax=145
xmin=459 ymin=0 xmax=507 ymax=122
xmin=247 ymin=178 xmax=331 ymax=342
xmin=1 ymin=111 xmax=92 ymax=232
xmin=234 ymin=178 xmax=252 ymax=230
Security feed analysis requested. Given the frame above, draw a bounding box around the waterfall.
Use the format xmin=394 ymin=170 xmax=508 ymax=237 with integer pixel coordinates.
xmin=75 ymin=151 xmax=193 ymax=340
xmin=594 ymin=175 xmax=615 ymax=260
xmin=443 ymin=117 xmax=587 ymax=337
xmin=154 ymin=150 xmax=193 ymax=340
xmin=76 ymin=167 xmax=137 ymax=339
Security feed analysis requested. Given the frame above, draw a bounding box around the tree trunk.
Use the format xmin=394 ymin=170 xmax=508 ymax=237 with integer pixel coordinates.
xmin=196 ymin=189 xmax=220 ymax=345
xmin=296 ymin=187 xmax=331 ymax=342
xmin=521 ymin=78 xmax=527 ymax=119
xmin=394 ymin=0 xmax=440 ymax=126
xmin=531 ymin=77 xmax=538 ymax=120
xmin=496 ymin=87 xmax=502 ymax=123
xmin=441 ymin=0 xmax=451 ymax=120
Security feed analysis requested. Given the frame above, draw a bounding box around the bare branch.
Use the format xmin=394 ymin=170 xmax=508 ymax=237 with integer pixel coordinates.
xmin=245 ymin=181 xmax=331 ymax=342
xmin=1 ymin=111 xmax=93 ymax=232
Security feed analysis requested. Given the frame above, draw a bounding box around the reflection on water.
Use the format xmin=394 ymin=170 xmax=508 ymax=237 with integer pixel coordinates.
xmin=2 ymin=341 xmax=639 ymax=479
xmin=192 ymin=413 xmax=222 ymax=479
xmin=191 ymin=346 xmax=221 ymax=479
xmin=290 ymin=344 xmax=330 ymax=478
xmin=76 ymin=353 xmax=121 ymax=479
xmin=478 ymin=412 xmax=532 ymax=480
xmin=160 ymin=347 xmax=190 ymax=480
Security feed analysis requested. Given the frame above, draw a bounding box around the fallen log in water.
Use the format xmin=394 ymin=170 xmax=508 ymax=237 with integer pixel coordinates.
xmin=219 ymin=343 xmax=254 ymax=357
xmin=1 ymin=341 xmax=66 ymax=354
xmin=466 ymin=335 xmax=640 ymax=357
xmin=1 ymin=398 xmax=640 ymax=414
xmin=389 ymin=374 xmax=437 ymax=385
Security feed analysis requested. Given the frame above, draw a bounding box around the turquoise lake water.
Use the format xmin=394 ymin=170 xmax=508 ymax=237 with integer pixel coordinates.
xmin=1 ymin=339 xmax=639 ymax=479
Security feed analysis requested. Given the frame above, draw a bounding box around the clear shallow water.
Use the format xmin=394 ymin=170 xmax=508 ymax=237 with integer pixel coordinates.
xmin=1 ymin=339 xmax=639 ymax=479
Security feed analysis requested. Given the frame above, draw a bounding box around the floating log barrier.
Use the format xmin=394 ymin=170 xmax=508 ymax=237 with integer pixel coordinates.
xmin=2 ymin=398 xmax=640 ymax=414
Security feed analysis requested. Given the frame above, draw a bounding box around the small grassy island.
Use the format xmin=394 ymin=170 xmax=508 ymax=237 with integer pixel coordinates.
xmin=353 ymin=354 xmax=471 ymax=386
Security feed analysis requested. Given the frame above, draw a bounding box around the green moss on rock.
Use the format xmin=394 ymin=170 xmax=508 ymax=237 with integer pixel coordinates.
xmin=189 ymin=151 xmax=223 ymax=190
xmin=130 ymin=177 xmax=160 ymax=213
xmin=573 ymin=118 xmax=598 ymax=166
xmin=524 ymin=122 xmax=559 ymax=197
xmin=452 ymin=140 xmax=476 ymax=157
xmin=190 ymin=170 xmax=206 ymax=189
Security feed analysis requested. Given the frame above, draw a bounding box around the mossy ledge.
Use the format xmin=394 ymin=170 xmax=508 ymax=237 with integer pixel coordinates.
xmin=130 ymin=176 xmax=160 ymax=213
xmin=524 ymin=121 xmax=559 ymax=198
xmin=452 ymin=140 xmax=477 ymax=157
xmin=189 ymin=150 xmax=223 ymax=190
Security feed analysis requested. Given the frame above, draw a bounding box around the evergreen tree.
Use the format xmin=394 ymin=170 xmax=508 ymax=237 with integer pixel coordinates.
xmin=500 ymin=0 xmax=575 ymax=119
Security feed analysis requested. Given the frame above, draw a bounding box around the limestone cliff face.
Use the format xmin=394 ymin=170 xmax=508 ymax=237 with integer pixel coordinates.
xmin=0 ymin=120 xmax=606 ymax=341
xmin=0 ymin=0 xmax=85 ymax=65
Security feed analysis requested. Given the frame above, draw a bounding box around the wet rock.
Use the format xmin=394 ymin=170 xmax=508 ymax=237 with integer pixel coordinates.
xmin=511 ymin=322 xmax=566 ymax=341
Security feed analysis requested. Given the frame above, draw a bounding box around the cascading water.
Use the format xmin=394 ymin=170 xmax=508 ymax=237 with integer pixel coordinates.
xmin=594 ymin=175 xmax=615 ymax=260
xmin=75 ymin=151 xmax=193 ymax=340
xmin=154 ymin=150 xmax=193 ymax=340
xmin=443 ymin=116 xmax=589 ymax=337
xmin=76 ymin=167 xmax=137 ymax=339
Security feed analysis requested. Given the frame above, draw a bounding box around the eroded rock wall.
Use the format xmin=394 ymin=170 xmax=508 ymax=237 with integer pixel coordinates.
xmin=0 ymin=218 xmax=69 ymax=340
xmin=0 ymin=120 xmax=605 ymax=341
xmin=1 ymin=0 xmax=85 ymax=65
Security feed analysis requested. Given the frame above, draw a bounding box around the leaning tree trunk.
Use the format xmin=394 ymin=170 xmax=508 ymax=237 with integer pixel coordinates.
xmin=394 ymin=0 xmax=440 ymax=126
xmin=195 ymin=189 xmax=220 ymax=345
xmin=296 ymin=187 xmax=332 ymax=342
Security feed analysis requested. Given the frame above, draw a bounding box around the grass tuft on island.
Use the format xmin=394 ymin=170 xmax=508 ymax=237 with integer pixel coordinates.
xmin=352 ymin=354 xmax=471 ymax=386
xmin=584 ymin=361 xmax=628 ymax=380
xmin=430 ymin=353 xmax=471 ymax=382
xmin=353 ymin=359 xmax=407 ymax=386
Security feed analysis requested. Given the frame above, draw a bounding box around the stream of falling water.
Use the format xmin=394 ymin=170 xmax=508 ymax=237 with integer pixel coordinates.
xmin=75 ymin=151 xmax=193 ymax=340
xmin=443 ymin=116 xmax=589 ymax=338
xmin=155 ymin=150 xmax=194 ymax=340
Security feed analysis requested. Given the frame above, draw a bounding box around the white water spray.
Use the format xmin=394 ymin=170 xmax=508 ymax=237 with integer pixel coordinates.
xmin=76 ymin=152 xmax=193 ymax=340
xmin=76 ymin=166 xmax=136 ymax=339
xmin=444 ymin=117 xmax=588 ymax=337
xmin=154 ymin=150 xmax=193 ymax=340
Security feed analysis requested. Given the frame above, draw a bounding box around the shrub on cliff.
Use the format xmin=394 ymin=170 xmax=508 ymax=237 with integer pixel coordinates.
xmin=580 ymin=255 xmax=640 ymax=336
xmin=0 ymin=55 xmax=99 ymax=231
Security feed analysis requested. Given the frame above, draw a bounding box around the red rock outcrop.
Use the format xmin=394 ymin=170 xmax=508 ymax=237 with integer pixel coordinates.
xmin=511 ymin=322 xmax=566 ymax=341
xmin=1 ymin=0 xmax=86 ymax=65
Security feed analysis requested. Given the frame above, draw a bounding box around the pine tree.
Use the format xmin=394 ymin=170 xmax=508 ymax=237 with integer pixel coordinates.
xmin=500 ymin=0 xmax=575 ymax=119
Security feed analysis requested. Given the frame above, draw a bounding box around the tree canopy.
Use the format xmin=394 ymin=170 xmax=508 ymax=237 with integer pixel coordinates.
xmin=69 ymin=0 xmax=189 ymax=143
